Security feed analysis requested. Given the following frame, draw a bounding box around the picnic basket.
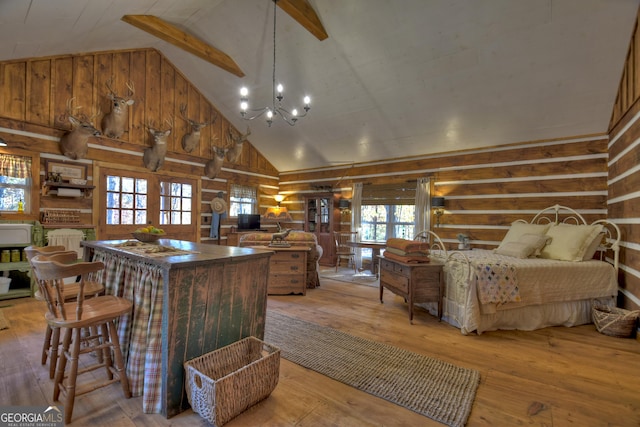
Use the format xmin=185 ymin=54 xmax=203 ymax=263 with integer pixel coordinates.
xmin=184 ymin=336 xmax=280 ymax=426
xmin=592 ymin=303 xmax=639 ymax=338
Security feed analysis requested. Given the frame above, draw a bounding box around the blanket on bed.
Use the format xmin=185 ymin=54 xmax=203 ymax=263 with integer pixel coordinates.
xmin=474 ymin=262 xmax=521 ymax=305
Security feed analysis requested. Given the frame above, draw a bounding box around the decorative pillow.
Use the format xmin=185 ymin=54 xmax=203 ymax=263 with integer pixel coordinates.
xmin=539 ymin=223 xmax=604 ymax=262
xmin=582 ymin=232 xmax=605 ymax=261
xmin=518 ymin=233 xmax=551 ymax=257
xmin=494 ymin=241 xmax=536 ymax=258
xmin=496 ymin=222 xmax=552 ymax=251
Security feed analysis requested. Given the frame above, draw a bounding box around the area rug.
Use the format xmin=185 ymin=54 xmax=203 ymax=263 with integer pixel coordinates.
xmin=320 ymin=270 xmax=379 ymax=287
xmin=0 ymin=311 xmax=9 ymax=330
xmin=264 ymin=311 xmax=479 ymax=427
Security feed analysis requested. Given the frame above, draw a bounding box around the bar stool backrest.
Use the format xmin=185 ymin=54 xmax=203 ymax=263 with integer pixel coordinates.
xmin=31 ymin=254 xmax=104 ymax=322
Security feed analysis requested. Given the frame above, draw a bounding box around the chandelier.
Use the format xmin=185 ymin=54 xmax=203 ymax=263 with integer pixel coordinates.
xmin=239 ymin=0 xmax=311 ymax=127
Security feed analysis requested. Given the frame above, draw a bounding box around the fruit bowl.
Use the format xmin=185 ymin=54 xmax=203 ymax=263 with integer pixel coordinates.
xmin=132 ymin=231 xmax=165 ymax=243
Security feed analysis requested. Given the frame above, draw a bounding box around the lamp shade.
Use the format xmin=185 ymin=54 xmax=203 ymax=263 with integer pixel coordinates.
xmin=263 ymin=206 xmax=292 ymax=221
xmin=431 ymin=197 xmax=445 ymax=208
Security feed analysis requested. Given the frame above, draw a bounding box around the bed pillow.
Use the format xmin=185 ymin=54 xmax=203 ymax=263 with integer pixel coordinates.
xmin=494 ymin=233 xmax=550 ymax=258
xmin=494 ymin=241 xmax=536 ymax=258
xmin=582 ymin=232 xmax=605 ymax=261
xmin=496 ymin=222 xmax=551 ymax=252
xmin=539 ymin=223 xmax=604 ymax=262
xmin=519 ymin=233 xmax=551 ymax=257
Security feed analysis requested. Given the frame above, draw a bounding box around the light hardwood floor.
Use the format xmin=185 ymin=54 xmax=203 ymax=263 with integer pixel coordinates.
xmin=1 ymin=269 xmax=639 ymax=426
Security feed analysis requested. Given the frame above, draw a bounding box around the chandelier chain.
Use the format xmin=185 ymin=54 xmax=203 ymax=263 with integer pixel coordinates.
xmin=239 ymin=0 xmax=311 ymax=127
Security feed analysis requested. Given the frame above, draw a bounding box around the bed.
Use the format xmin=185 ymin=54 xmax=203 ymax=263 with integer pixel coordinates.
xmin=417 ymin=204 xmax=620 ymax=335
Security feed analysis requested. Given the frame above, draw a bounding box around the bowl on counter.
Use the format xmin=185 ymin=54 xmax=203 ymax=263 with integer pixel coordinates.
xmin=132 ymin=232 xmax=165 ymax=243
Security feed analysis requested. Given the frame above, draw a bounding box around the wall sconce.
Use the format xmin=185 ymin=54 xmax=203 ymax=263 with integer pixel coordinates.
xmin=0 ymin=138 xmax=6 ymax=147
xmin=338 ymin=198 xmax=351 ymax=216
xmin=431 ymin=196 xmax=445 ymax=227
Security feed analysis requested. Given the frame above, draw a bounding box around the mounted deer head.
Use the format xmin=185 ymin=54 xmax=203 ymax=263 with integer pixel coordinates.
xmin=59 ymin=97 xmax=101 ymax=160
xmin=143 ymin=118 xmax=173 ymax=172
xmin=204 ymin=143 xmax=228 ymax=179
xmin=226 ymin=126 xmax=251 ymax=163
xmin=179 ymin=103 xmax=217 ymax=153
xmin=101 ymin=77 xmax=135 ymax=139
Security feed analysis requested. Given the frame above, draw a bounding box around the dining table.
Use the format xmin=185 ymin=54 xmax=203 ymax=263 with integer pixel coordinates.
xmin=346 ymin=240 xmax=387 ymax=276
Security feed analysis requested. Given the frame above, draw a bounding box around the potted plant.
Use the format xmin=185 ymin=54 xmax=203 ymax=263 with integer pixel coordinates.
xmin=456 ymin=233 xmax=470 ymax=250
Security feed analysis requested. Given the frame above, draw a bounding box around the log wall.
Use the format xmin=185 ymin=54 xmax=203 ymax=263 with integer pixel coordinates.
xmin=278 ymin=135 xmax=609 ymax=248
xmin=0 ymin=48 xmax=279 ymax=244
xmin=608 ymin=9 xmax=640 ymax=311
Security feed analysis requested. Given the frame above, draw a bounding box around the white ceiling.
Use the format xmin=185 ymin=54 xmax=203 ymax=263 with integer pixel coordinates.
xmin=0 ymin=0 xmax=638 ymax=171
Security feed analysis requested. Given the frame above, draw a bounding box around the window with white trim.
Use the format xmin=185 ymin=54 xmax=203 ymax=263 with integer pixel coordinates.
xmin=229 ymin=184 xmax=257 ymax=216
xmin=0 ymin=154 xmax=32 ymax=213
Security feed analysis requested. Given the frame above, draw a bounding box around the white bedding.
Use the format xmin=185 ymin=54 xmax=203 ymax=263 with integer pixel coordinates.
xmin=429 ymin=249 xmax=618 ymax=335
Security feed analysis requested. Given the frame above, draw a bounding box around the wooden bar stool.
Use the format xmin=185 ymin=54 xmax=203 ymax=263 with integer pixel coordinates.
xmin=31 ymin=254 xmax=132 ymax=424
xmin=25 ymin=246 xmax=104 ymax=379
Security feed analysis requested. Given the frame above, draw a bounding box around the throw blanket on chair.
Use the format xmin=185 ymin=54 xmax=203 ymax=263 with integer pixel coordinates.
xmin=474 ymin=262 xmax=521 ymax=305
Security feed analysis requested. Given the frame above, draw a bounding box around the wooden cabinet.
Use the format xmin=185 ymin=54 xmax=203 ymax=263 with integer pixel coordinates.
xmin=304 ymin=194 xmax=339 ymax=266
xmin=263 ymin=246 xmax=309 ymax=295
xmin=379 ymin=257 xmax=445 ymax=324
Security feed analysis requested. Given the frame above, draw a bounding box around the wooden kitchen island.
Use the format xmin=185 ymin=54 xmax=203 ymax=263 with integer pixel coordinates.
xmin=81 ymin=239 xmax=273 ymax=418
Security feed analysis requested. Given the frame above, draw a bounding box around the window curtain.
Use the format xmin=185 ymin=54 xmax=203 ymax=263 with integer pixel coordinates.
xmin=0 ymin=154 xmax=32 ymax=178
xmin=414 ymin=177 xmax=431 ymax=237
xmin=230 ymin=184 xmax=256 ymax=200
xmin=351 ymin=182 xmax=363 ymax=266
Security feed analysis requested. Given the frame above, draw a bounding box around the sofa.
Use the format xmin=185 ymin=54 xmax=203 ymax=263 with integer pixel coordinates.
xmin=238 ymin=231 xmax=322 ymax=288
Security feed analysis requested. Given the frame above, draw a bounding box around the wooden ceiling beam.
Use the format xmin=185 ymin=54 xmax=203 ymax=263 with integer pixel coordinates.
xmin=277 ymin=0 xmax=328 ymax=41
xmin=121 ymin=15 xmax=245 ymax=77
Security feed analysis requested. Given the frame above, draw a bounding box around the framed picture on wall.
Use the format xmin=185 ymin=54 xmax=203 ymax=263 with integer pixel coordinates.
xmin=46 ymin=160 xmax=87 ymax=182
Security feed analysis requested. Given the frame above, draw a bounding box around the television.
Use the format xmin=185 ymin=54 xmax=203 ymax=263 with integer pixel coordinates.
xmin=237 ymin=213 xmax=261 ymax=231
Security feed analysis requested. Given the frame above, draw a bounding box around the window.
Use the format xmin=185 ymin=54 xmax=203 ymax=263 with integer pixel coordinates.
xmin=360 ymin=183 xmax=416 ymax=241
xmin=361 ymin=205 xmax=415 ymax=241
xmin=105 ymin=175 xmax=148 ymax=225
xmin=159 ymin=181 xmax=192 ymax=225
xmin=229 ymin=184 xmax=257 ymax=216
xmin=0 ymin=154 xmax=32 ymax=213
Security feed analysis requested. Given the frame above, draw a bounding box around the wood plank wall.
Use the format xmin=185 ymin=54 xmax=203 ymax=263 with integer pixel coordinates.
xmin=278 ymin=136 xmax=609 ymax=250
xmin=0 ymin=48 xmax=279 ymax=243
xmin=608 ymin=9 xmax=640 ymax=311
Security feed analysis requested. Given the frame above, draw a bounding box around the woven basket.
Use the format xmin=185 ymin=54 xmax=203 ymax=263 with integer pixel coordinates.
xmin=592 ymin=303 xmax=639 ymax=338
xmin=184 ymin=337 xmax=280 ymax=426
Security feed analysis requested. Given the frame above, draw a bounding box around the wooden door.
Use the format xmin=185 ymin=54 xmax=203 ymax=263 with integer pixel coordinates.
xmin=98 ymin=166 xmax=198 ymax=242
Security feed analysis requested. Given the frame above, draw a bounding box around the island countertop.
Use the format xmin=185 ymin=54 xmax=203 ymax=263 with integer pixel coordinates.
xmin=81 ymin=238 xmax=273 ymax=268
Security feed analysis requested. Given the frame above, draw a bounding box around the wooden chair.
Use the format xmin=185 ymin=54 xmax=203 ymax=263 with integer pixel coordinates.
xmin=24 ymin=246 xmax=104 ymax=379
xmin=334 ymin=231 xmax=358 ymax=272
xmin=30 ymin=254 xmax=132 ymax=424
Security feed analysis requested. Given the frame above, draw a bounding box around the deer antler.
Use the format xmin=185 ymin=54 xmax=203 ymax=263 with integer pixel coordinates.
xmin=125 ymin=81 xmax=135 ymax=98
xmin=105 ymin=76 xmax=116 ymax=96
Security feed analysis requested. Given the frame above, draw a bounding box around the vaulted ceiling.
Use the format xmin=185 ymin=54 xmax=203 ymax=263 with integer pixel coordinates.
xmin=0 ymin=0 xmax=638 ymax=171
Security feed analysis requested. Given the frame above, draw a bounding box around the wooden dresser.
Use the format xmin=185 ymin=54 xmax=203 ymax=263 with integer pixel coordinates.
xmin=255 ymin=246 xmax=310 ymax=295
xmin=379 ymin=256 xmax=445 ymax=324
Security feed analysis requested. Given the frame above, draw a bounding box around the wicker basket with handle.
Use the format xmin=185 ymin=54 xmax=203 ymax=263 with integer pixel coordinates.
xmin=592 ymin=303 xmax=639 ymax=338
xmin=184 ymin=336 xmax=280 ymax=426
